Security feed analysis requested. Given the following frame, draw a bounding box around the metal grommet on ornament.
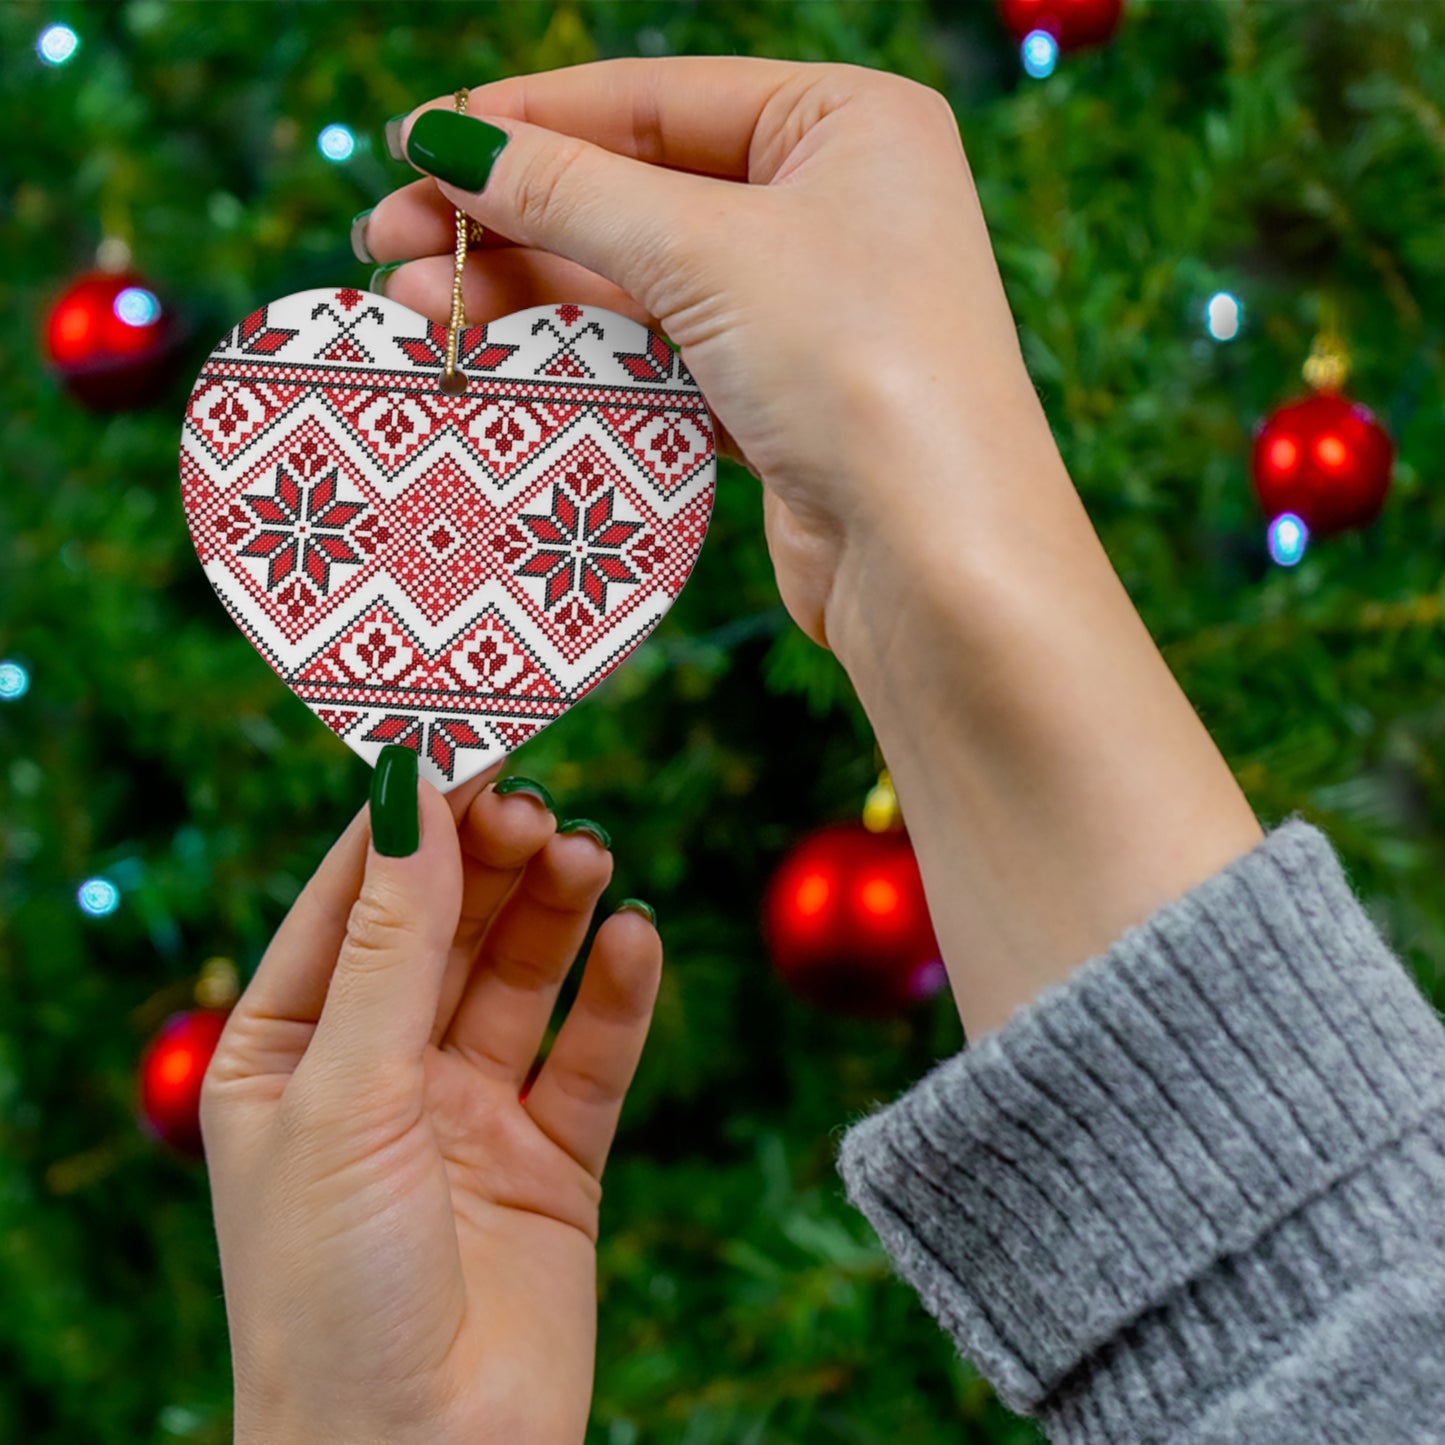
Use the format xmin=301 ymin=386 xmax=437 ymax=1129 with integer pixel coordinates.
xmin=440 ymin=87 xmax=481 ymax=397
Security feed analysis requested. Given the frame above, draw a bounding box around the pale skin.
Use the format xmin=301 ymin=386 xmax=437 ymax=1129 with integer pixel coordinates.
xmin=201 ymin=56 xmax=1264 ymax=1445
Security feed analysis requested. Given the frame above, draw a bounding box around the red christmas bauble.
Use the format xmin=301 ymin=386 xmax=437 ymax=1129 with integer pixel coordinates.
xmin=1251 ymin=392 xmax=1394 ymax=537
xmin=137 ymin=1009 xmax=230 ymax=1157
xmin=998 ymin=0 xmax=1124 ymax=49
xmin=763 ymin=822 xmax=945 ymax=1017
xmin=44 ymin=270 xmax=181 ymax=410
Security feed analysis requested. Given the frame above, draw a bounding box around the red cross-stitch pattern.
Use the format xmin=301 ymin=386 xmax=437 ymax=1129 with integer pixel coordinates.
xmin=179 ymin=292 xmax=715 ymax=789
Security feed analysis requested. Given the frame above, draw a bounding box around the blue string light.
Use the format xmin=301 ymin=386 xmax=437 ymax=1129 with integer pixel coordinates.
xmin=37 ymin=24 xmax=79 ymax=66
xmin=114 ymin=287 xmax=162 ymax=327
xmin=1267 ymin=512 xmax=1309 ymax=567
xmin=1205 ymin=291 xmax=1243 ymax=342
xmin=0 ymin=660 xmax=28 ymax=701
xmin=318 ymin=124 xmax=356 ymax=162
xmin=77 ymin=878 xmax=121 ymax=918
xmin=1021 ymin=30 xmax=1059 ymax=79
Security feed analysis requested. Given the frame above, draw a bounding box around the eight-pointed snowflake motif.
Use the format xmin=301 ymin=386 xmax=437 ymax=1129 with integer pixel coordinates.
xmin=514 ymin=482 xmax=646 ymax=611
xmin=239 ymin=464 xmax=368 ymax=593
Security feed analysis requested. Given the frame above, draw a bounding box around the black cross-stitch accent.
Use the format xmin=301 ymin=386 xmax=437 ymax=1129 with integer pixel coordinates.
xmin=393 ymin=321 xmax=522 ymax=373
xmin=530 ymin=318 xmax=605 ymax=378
xmin=360 ymin=714 xmax=493 ymax=780
xmin=613 ymin=330 xmax=687 ymax=385
xmin=310 ymin=301 xmax=387 ymax=363
xmin=222 ymin=304 xmax=300 ymax=357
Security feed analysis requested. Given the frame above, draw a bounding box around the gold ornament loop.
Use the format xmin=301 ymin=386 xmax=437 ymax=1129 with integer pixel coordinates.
xmin=863 ymin=767 xmax=902 ymax=833
xmin=1303 ymin=294 xmax=1350 ymax=393
xmin=195 ymin=956 xmax=240 ymax=1011
xmin=1302 ymin=331 xmax=1350 ymax=393
xmin=440 ymin=88 xmax=483 ymax=396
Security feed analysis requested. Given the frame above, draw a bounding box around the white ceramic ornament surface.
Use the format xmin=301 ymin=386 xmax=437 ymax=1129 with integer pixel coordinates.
xmin=179 ymin=289 xmax=715 ymax=790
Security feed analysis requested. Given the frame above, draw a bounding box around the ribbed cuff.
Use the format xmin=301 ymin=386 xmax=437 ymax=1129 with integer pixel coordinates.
xmin=836 ymin=819 xmax=1445 ymax=1435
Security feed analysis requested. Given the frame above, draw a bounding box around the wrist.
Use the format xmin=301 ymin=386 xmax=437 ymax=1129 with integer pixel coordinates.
xmin=822 ymin=376 xmax=1079 ymax=683
xmin=822 ymin=412 xmax=1261 ymax=1038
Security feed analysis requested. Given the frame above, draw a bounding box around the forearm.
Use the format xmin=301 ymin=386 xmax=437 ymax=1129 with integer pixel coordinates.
xmin=825 ymin=378 xmax=1262 ymax=1040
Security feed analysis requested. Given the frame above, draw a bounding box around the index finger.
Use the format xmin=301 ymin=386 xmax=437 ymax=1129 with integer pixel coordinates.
xmin=417 ymin=55 xmax=811 ymax=183
xmin=222 ymin=762 xmax=499 ymax=1038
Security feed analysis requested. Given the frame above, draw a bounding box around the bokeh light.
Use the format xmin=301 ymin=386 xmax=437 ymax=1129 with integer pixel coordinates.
xmin=1021 ymin=30 xmax=1059 ymax=79
xmin=1267 ymin=512 xmax=1309 ymax=567
xmin=1267 ymin=436 xmax=1299 ymax=476
xmin=859 ymin=876 xmax=901 ymax=918
xmin=114 ymin=287 xmax=161 ymax=328
xmin=1205 ymin=291 xmax=1242 ymax=341
xmin=37 ymin=24 xmax=79 ymax=66
xmin=157 ymin=1045 xmax=199 ymax=1087
xmin=0 ymin=660 xmax=29 ymax=701
xmin=794 ymin=873 xmax=830 ymax=918
xmin=317 ymin=123 xmax=356 ymax=162
xmin=909 ymin=958 xmax=948 ymax=1001
xmin=77 ymin=877 xmax=121 ymax=917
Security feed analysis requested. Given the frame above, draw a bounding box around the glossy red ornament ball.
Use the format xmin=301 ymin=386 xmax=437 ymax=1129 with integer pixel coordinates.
xmin=44 ymin=270 xmax=180 ymax=410
xmin=1251 ymin=392 xmax=1394 ymax=537
xmin=137 ymin=1009 xmax=230 ymax=1157
xmin=763 ymin=822 xmax=945 ymax=1017
xmin=998 ymin=0 xmax=1125 ymax=49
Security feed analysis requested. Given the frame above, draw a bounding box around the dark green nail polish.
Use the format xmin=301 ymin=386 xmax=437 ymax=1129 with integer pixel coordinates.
xmin=370 ymin=745 xmax=419 ymax=857
xmin=405 ymin=110 xmax=510 ymax=192
xmin=384 ymin=113 xmax=409 ymax=162
xmin=369 ymin=262 xmax=403 ymax=297
xmin=350 ymin=208 xmax=375 ymax=264
xmin=493 ymin=775 xmax=556 ymax=813
xmin=617 ymin=897 xmax=656 ymax=926
xmin=558 ymin=818 xmax=611 ymax=851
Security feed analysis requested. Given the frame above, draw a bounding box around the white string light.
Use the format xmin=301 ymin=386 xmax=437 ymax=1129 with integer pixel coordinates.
xmin=77 ymin=878 xmax=121 ymax=917
xmin=37 ymin=24 xmax=79 ymax=66
xmin=1022 ymin=30 xmax=1059 ymax=79
xmin=1205 ymin=291 xmax=1243 ymax=342
xmin=317 ymin=124 xmax=356 ymax=162
xmin=1267 ymin=512 xmax=1309 ymax=567
xmin=0 ymin=660 xmax=29 ymax=700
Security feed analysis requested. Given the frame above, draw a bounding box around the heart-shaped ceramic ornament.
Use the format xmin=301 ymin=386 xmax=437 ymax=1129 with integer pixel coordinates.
xmin=179 ymin=289 xmax=716 ymax=790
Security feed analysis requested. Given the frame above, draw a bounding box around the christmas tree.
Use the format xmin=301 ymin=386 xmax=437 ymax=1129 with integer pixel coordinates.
xmin=3 ymin=3 xmax=1444 ymax=1441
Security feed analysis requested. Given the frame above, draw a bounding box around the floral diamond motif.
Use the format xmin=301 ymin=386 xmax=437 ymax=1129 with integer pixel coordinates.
xmin=238 ymin=451 xmax=368 ymax=593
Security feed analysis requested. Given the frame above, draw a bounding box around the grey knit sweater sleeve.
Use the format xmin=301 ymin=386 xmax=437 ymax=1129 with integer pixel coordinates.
xmin=836 ymin=820 xmax=1445 ymax=1443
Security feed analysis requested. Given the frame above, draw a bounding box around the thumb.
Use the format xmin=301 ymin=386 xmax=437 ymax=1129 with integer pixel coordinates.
xmin=397 ymin=105 xmax=742 ymax=320
xmin=303 ymin=745 xmax=463 ymax=1089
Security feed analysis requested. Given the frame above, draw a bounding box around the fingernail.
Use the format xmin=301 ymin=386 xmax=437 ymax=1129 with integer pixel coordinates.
xmin=350 ymin=208 xmax=375 ymax=264
xmin=369 ymin=261 xmax=403 ymax=297
xmin=558 ymin=818 xmax=611 ymax=851
xmin=370 ymin=744 xmax=420 ymax=857
xmin=384 ymin=113 xmax=409 ymax=162
xmin=405 ymin=110 xmax=510 ymax=193
xmin=493 ymin=775 xmax=556 ymax=813
xmin=616 ymin=897 xmax=656 ymax=926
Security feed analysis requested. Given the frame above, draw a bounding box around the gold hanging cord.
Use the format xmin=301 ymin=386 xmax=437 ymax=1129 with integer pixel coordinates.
xmin=440 ymin=88 xmax=483 ymax=395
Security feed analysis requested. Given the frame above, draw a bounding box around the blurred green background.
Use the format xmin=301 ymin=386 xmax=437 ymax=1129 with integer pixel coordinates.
xmin=3 ymin=1 xmax=1445 ymax=1441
